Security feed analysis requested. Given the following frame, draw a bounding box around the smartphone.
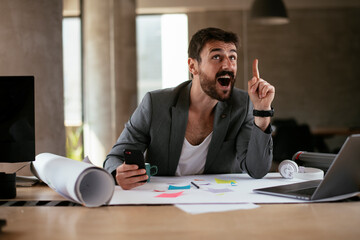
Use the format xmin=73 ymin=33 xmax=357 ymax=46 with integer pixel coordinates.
xmin=123 ymin=149 xmax=146 ymax=170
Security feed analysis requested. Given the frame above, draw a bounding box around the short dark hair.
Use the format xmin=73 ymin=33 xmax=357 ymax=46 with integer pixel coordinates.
xmin=188 ymin=27 xmax=239 ymax=62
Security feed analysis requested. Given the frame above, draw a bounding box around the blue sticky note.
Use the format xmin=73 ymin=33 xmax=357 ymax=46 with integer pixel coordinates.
xmin=168 ymin=185 xmax=191 ymax=190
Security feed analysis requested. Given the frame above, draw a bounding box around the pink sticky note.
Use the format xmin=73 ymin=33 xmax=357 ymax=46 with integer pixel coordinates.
xmin=155 ymin=191 xmax=184 ymax=198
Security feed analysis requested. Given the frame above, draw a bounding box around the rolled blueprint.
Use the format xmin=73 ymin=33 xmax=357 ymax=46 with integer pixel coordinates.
xmin=32 ymin=153 xmax=114 ymax=207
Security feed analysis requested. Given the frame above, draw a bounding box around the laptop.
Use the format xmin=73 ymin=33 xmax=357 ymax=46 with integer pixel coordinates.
xmin=254 ymin=134 xmax=360 ymax=201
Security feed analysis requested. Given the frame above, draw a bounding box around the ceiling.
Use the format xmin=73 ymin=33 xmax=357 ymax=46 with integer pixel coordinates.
xmin=136 ymin=0 xmax=360 ymax=14
xmin=63 ymin=0 xmax=360 ymax=17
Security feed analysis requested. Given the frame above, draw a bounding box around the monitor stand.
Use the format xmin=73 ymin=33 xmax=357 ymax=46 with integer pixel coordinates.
xmin=0 ymin=172 xmax=16 ymax=199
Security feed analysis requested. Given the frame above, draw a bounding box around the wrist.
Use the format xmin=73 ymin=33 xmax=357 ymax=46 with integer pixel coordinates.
xmin=254 ymin=117 xmax=271 ymax=132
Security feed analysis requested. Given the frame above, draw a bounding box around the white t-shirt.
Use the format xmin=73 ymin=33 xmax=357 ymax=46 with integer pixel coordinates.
xmin=175 ymin=132 xmax=213 ymax=176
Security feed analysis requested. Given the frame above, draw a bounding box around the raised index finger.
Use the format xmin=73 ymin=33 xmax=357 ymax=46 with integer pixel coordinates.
xmin=252 ymin=58 xmax=260 ymax=79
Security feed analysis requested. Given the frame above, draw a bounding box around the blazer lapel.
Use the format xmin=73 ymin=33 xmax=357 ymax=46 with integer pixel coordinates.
xmin=168 ymin=83 xmax=191 ymax=174
xmin=204 ymin=101 xmax=231 ymax=172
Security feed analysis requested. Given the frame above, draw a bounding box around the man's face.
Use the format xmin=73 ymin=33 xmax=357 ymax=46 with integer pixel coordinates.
xmin=197 ymin=40 xmax=237 ymax=101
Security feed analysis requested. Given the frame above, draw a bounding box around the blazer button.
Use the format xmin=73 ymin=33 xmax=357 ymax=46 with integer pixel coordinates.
xmin=221 ymin=114 xmax=227 ymax=119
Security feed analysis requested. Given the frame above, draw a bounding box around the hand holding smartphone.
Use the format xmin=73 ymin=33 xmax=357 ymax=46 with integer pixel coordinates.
xmin=124 ymin=149 xmax=146 ymax=183
xmin=123 ymin=149 xmax=145 ymax=170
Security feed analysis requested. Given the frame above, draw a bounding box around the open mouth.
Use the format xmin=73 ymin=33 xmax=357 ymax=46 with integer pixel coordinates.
xmin=217 ymin=76 xmax=231 ymax=87
xmin=216 ymin=71 xmax=234 ymax=87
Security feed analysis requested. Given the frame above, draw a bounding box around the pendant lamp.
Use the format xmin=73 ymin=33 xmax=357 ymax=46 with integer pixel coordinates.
xmin=250 ymin=0 xmax=289 ymax=25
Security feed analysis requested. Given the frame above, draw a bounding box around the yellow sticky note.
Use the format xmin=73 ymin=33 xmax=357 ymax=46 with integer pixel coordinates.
xmin=214 ymin=178 xmax=237 ymax=184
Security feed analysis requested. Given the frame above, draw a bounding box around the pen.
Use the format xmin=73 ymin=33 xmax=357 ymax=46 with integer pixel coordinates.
xmin=191 ymin=181 xmax=200 ymax=189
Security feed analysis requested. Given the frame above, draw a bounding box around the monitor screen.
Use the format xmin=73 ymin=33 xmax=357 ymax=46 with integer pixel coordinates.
xmin=0 ymin=76 xmax=35 ymax=162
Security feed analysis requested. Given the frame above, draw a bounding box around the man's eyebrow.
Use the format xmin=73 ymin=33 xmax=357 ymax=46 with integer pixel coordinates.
xmin=209 ymin=48 xmax=223 ymax=53
xmin=209 ymin=48 xmax=237 ymax=53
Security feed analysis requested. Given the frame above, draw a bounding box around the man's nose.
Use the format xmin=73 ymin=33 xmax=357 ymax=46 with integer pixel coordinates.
xmin=222 ymin=56 xmax=235 ymax=70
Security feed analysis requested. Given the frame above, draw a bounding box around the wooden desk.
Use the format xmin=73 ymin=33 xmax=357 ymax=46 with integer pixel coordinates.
xmin=1 ymin=184 xmax=359 ymax=240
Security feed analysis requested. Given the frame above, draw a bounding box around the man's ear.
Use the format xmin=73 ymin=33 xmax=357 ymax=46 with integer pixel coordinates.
xmin=188 ymin=58 xmax=198 ymax=76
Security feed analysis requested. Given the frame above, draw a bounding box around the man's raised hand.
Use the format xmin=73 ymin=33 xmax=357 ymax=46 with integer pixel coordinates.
xmin=248 ymin=59 xmax=275 ymax=111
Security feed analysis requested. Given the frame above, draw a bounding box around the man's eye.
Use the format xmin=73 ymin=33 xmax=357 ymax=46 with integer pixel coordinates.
xmin=230 ymin=56 xmax=237 ymax=61
xmin=212 ymin=55 xmax=220 ymax=60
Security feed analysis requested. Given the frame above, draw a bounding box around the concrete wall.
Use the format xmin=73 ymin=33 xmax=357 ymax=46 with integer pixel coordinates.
xmin=83 ymin=0 xmax=137 ymax=166
xmin=0 ymin=0 xmax=65 ymax=159
xmin=247 ymin=8 xmax=360 ymax=129
xmin=188 ymin=7 xmax=360 ymax=150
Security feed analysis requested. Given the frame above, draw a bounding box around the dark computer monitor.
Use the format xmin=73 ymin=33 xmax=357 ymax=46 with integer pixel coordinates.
xmin=0 ymin=76 xmax=35 ymax=163
xmin=0 ymin=76 xmax=35 ymax=199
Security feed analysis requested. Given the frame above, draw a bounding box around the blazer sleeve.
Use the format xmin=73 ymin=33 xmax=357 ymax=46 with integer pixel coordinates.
xmin=237 ymin=101 xmax=273 ymax=179
xmin=103 ymin=92 xmax=153 ymax=175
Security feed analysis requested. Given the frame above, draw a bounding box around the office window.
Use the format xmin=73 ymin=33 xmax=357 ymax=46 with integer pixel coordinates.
xmin=136 ymin=14 xmax=188 ymax=104
xmin=62 ymin=17 xmax=83 ymax=160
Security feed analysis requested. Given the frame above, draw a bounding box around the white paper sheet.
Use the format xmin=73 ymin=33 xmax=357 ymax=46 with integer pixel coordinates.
xmin=175 ymin=203 xmax=260 ymax=214
xmin=109 ymin=173 xmax=311 ymax=205
xmin=32 ymin=153 xmax=114 ymax=207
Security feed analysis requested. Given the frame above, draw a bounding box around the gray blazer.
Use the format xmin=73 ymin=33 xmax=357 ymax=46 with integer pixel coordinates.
xmin=104 ymin=80 xmax=273 ymax=178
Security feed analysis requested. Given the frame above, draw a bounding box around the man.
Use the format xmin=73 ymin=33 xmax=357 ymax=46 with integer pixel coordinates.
xmin=104 ymin=27 xmax=275 ymax=190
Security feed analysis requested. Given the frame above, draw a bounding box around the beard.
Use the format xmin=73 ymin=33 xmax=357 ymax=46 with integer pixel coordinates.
xmin=198 ymin=69 xmax=236 ymax=102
